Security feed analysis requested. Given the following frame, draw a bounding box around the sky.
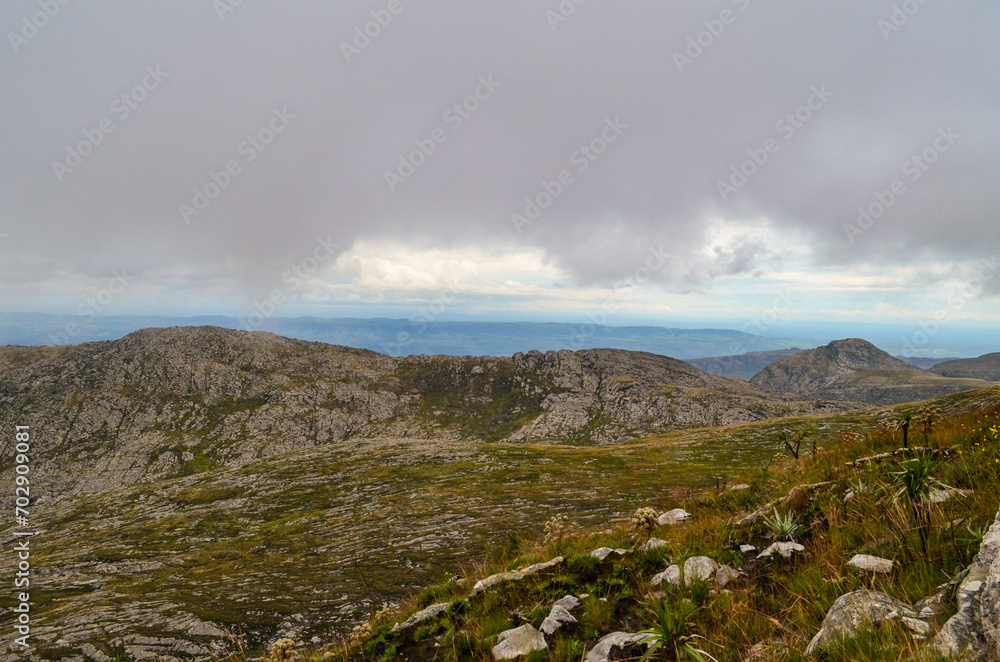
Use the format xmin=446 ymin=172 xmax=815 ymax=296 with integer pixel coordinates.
xmin=2 ymin=1 xmax=999 ymax=339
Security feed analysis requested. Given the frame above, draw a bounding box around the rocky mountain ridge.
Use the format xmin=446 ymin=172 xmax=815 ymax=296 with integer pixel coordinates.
xmin=0 ymin=326 xmax=857 ymax=500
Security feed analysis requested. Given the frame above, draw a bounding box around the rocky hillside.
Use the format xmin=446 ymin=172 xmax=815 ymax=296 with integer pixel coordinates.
xmin=932 ymin=352 xmax=1000 ymax=381
xmin=749 ymin=338 xmax=996 ymax=405
xmin=687 ymin=348 xmax=804 ymax=381
xmin=0 ymin=326 xmax=855 ymax=500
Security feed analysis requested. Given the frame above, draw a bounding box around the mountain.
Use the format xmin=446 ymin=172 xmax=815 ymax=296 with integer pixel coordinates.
xmin=749 ymin=338 xmax=996 ymax=404
xmin=897 ymin=356 xmax=960 ymax=370
xmin=0 ymin=327 xmax=853 ymax=501
xmin=932 ymin=352 xmax=1000 ymax=381
xmin=0 ymin=312 xmax=811 ymax=359
xmin=687 ymin=348 xmax=804 ymax=381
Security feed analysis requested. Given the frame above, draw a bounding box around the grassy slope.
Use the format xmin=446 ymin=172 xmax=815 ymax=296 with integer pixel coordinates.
xmin=326 ymin=386 xmax=1000 ymax=662
xmin=23 ymin=387 xmax=1000 ymax=660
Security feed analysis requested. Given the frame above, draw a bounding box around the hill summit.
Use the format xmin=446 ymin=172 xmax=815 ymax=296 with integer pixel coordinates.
xmin=749 ymin=338 xmax=994 ymax=404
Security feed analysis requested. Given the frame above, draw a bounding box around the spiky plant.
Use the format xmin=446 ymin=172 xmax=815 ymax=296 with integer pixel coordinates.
xmin=760 ymin=507 xmax=803 ymax=542
xmin=892 ymin=454 xmax=934 ymax=554
xmin=638 ymin=599 xmax=717 ymax=662
xmin=894 ymin=410 xmax=915 ymax=449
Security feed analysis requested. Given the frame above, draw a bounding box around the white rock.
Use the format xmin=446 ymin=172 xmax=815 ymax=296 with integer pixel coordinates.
xmin=492 ymin=624 xmax=547 ymax=660
xmin=554 ymin=595 xmax=583 ymax=613
xmin=901 ymin=617 xmax=932 ymax=636
xmin=928 ymin=488 xmax=972 ymax=504
xmin=391 ymin=602 xmax=449 ymax=633
xmin=714 ymin=565 xmax=741 ymax=588
xmin=757 ymin=542 xmax=805 ymax=560
xmin=650 ymin=565 xmax=682 ymax=587
xmin=658 ymin=508 xmax=691 ymax=526
xmin=729 ymin=483 xmax=751 ymax=492
xmin=540 ymin=604 xmax=577 ymax=635
xmin=471 ymin=556 xmax=564 ymax=596
xmin=683 ymin=556 xmax=719 ymax=585
xmin=640 ymin=538 xmax=669 ymax=551
xmin=739 ymin=544 xmax=757 ymax=555
xmin=846 ymin=554 xmax=893 ymax=574
xmin=590 ymin=547 xmax=627 ymax=561
xmin=584 ymin=632 xmax=651 ymax=662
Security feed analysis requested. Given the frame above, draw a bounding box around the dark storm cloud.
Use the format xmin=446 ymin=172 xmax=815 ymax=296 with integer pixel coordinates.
xmin=1 ymin=1 xmax=997 ymax=303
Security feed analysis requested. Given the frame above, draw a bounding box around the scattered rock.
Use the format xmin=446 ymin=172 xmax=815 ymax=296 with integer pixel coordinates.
xmin=684 ymin=556 xmax=719 ymax=585
xmin=640 ymin=538 xmax=669 ymax=551
xmin=471 ymin=556 xmax=564 ymax=597
xmin=658 ymin=508 xmax=691 ymax=526
xmin=928 ymin=487 xmax=972 ymax=504
xmin=583 ymin=632 xmax=651 ymax=662
xmin=540 ymin=604 xmax=577 ymax=635
xmin=650 ymin=564 xmax=682 ymax=587
xmin=846 ymin=554 xmax=894 ymax=574
xmin=492 ymin=624 xmax=547 ymax=660
xmin=590 ymin=547 xmax=628 ymax=561
xmin=804 ymin=590 xmax=920 ymax=656
xmin=931 ymin=506 xmax=1000 ymax=660
xmin=391 ymin=602 xmax=449 ymax=633
xmin=554 ymin=595 xmax=583 ymax=613
xmin=715 ymin=565 xmax=741 ymax=588
xmin=729 ymin=483 xmax=751 ymax=492
xmin=757 ymin=542 xmax=805 ymax=560
xmin=739 ymin=544 xmax=757 ymax=555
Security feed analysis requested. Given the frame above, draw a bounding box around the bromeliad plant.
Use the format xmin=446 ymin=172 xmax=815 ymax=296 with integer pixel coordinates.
xmin=639 ymin=599 xmax=717 ymax=662
xmin=760 ymin=507 xmax=804 ymax=542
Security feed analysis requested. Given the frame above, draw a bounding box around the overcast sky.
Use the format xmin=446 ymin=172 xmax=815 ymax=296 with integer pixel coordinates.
xmin=2 ymin=1 xmax=998 ymax=331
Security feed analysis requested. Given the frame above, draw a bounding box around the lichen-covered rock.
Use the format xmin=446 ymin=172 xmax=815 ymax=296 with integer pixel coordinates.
xmin=804 ymin=590 xmax=920 ymax=656
xmin=684 ymin=556 xmax=719 ymax=585
xmin=658 ymin=508 xmax=691 ymax=525
xmin=471 ymin=557 xmax=564 ymax=597
xmin=492 ymin=624 xmax=547 ymax=660
xmin=584 ymin=632 xmax=651 ymax=662
xmin=650 ymin=565 xmax=682 ymax=587
xmin=847 ymin=554 xmax=894 ymax=574
xmin=540 ymin=604 xmax=577 ymax=635
xmin=757 ymin=542 xmax=805 ymax=560
xmin=715 ymin=565 xmax=741 ymax=588
xmin=391 ymin=602 xmax=449 ymax=633
xmin=931 ymin=507 xmax=1000 ymax=660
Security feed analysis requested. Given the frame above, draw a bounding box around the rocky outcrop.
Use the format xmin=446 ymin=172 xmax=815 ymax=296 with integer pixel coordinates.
xmin=391 ymin=602 xmax=449 ymax=633
xmin=584 ymin=632 xmax=651 ymax=662
xmin=492 ymin=624 xmax=546 ymax=660
xmin=931 ymin=507 xmax=1000 ymax=660
xmin=804 ymin=590 xmax=926 ymax=656
xmin=471 ymin=557 xmax=564 ymax=597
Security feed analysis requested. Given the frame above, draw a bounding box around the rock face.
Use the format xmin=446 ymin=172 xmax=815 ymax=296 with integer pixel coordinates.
xmin=932 ymin=507 xmax=1000 ymax=660
xmin=749 ymin=338 xmax=993 ymax=405
xmin=804 ymin=590 xmax=921 ymax=656
xmin=0 ymin=327 xmax=859 ymax=500
xmin=492 ymin=624 xmax=547 ymax=660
